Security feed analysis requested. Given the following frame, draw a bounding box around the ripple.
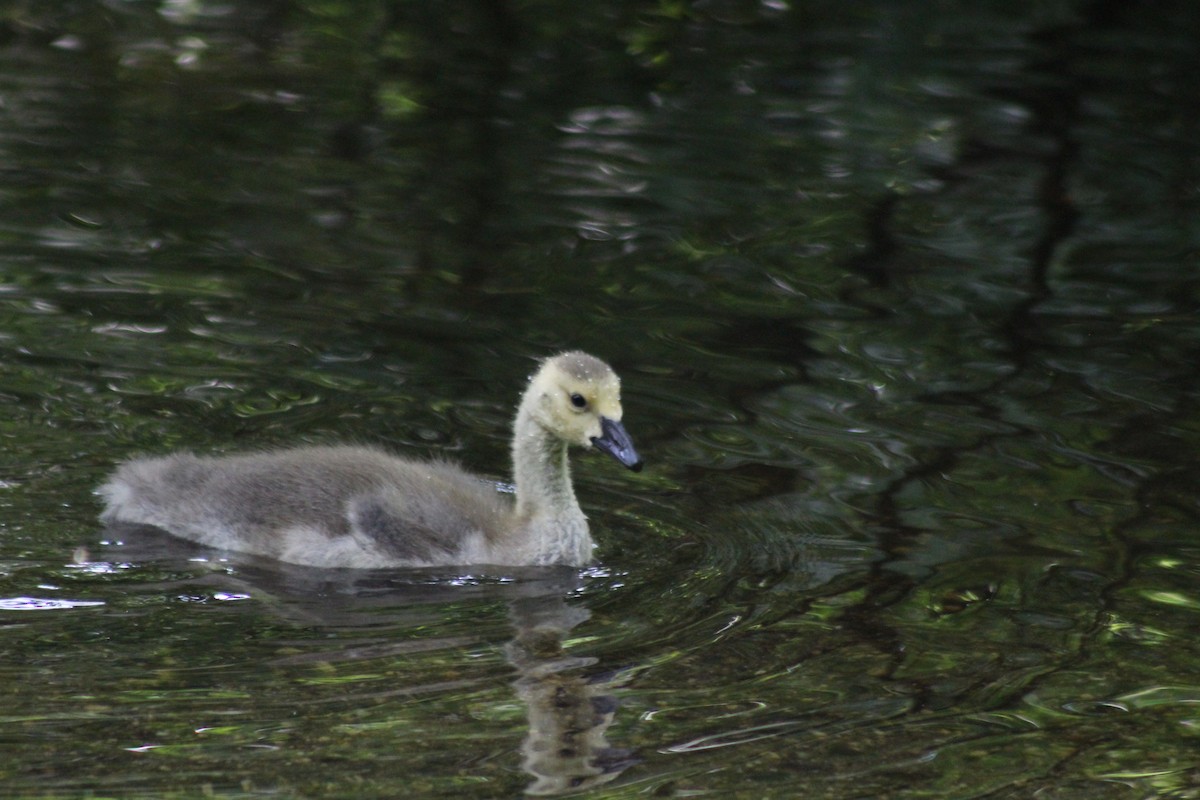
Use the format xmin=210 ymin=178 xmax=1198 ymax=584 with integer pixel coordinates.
xmin=672 ymin=424 xmax=807 ymax=469
xmin=230 ymin=390 xmax=323 ymax=417
xmin=1117 ymin=685 xmax=1200 ymax=709
xmin=661 ymin=697 xmax=912 ymax=753
xmin=1140 ymin=590 xmax=1200 ymax=611
xmin=0 ymin=596 xmax=104 ymax=611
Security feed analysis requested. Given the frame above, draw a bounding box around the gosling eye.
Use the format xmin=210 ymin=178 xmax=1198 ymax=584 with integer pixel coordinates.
xmin=569 ymin=393 xmax=588 ymax=409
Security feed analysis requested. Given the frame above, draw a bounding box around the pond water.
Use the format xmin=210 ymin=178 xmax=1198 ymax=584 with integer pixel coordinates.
xmin=2 ymin=1 xmax=1199 ymax=797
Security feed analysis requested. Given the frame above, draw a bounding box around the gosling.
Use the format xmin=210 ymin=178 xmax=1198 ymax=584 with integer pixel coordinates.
xmin=98 ymin=351 xmax=642 ymax=568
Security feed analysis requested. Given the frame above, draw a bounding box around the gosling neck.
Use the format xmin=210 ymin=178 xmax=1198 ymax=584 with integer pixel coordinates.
xmin=508 ymin=403 xmax=593 ymax=566
xmin=511 ymin=414 xmax=581 ymax=523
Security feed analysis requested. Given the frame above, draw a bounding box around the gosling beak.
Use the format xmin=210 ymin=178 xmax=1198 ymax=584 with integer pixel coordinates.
xmin=591 ymin=417 xmax=644 ymax=472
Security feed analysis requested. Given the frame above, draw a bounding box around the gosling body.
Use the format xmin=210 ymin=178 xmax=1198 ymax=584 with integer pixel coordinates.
xmin=99 ymin=352 xmax=642 ymax=568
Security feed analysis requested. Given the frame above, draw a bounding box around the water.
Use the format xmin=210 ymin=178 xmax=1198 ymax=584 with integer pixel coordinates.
xmin=3 ymin=1 xmax=1200 ymax=797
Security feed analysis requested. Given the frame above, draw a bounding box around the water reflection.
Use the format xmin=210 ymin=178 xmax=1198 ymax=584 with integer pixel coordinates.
xmin=92 ymin=529 xmax=634 ymax=796
xmin=506 ymin=596 xmax=635 ymax=796
xmin=4 ymin=0 xmax=1200 ymax=796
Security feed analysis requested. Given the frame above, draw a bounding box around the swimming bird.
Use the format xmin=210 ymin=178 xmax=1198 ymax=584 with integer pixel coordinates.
xmin=99 ymin=352 xmax=642 ymax=568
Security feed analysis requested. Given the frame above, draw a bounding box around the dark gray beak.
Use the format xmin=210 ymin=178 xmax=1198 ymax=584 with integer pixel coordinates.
xmin=591 ymin=417 xmax=643 ymax=472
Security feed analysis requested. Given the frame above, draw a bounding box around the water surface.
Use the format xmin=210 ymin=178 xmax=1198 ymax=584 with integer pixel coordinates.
xmin=2 ymin=2 xmax=1199 ymax=797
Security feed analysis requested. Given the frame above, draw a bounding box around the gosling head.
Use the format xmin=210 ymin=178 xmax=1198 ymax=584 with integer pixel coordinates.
xmin=526 ymin=351 xmax=643 ymax=472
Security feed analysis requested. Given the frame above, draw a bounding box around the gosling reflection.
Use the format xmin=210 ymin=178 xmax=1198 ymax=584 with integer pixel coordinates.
xmin=505 ymin=596 xmax=636 ymax=796
xmin=89 ymin=529 xmax=636 ymax=794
